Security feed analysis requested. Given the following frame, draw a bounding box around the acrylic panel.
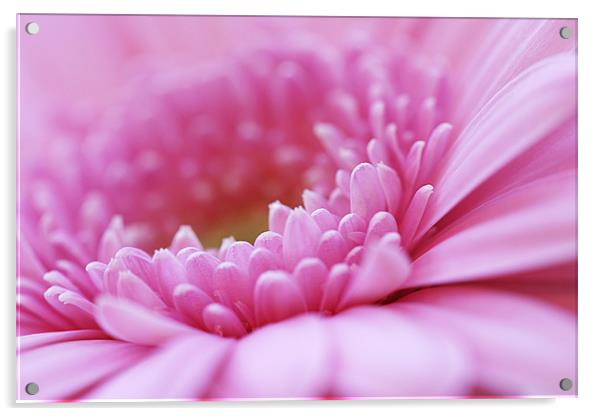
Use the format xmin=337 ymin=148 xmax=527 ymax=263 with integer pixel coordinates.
xmin=16 ymin=15 xmax=578 ymax=402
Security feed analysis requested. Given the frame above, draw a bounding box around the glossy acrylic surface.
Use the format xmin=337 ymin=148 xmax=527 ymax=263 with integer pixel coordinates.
xmin=17 ymin=15 xmax=577 ymax=402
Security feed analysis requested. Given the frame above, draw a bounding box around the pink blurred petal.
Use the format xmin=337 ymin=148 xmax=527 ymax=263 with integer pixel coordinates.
xmin=95 ymin=296 xmax=193 ymax=345
xmin=350 ymin=163 xmax=387 ymax=221
xmin=116 ymin=270 xmax=166 ymax=310
xmin=316 ymin=230 xmax=348 ymax=268
xmin=375 ymin=162 xmax=402 ymax=214
xmin=184 ymin=251 xmax=220 ymax=295
xmin=339 ymin=241 xmax=410 ymax=309
xmin=254 ymin=231 xmax=284 ymax=257
xmin=311 ymin=208 xmax=339 ymax=232
xmin=396 ymin=285 xmax=576 ymax=395
xmin=19 ymin=329 xmax=109 ymax=353
xmin=247 ymin=247 xmax=279 ymax=283
xmin=450 ymin=20 xmax=577 ymax=128
xmin=320 ymin=263 xmax=351 ymax=314
xmin=152 ymin=249 xmax=186 ymax=306
xmin=418 ymin=53 xmax=576 ymax=241
xmin=213 ymin=314 xmax=332 ymax=398
xmin=225 ymin=241 xmax=254 ymax=271
xmin=88 ymin=334 xmax=233 ymax=399
xmin=293 ymin=257 xmax=329 ymax=311
xmin=364 ymin=211 xmax=398 ymax=246
xmin=173 ymin=283 xmax=213 ymax=327
xmin=18 ymin=339 xmax=149 ymax=400
xmin=328 ymin=306 xmax=471 ymax=397
xmin=268 ymin=201 xmax=291 ymax=234
xmin=283 ymin=207 xmax=322 ymax=268
xmin=254 ymin=271 xmax=307 ymax=326
xmin=202 ymin=303 xmax=247 ymax=338
xmin=169 ymin=225 xmax=202 ymax=253
xmin=409 ymin=172 xmax=576 ymax=287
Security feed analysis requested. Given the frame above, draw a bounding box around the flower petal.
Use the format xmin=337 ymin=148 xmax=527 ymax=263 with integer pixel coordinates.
xmin=328 ymin=306 xmax=471 ymax=397
xmin=254 ymin=270 xmax=307 ymax=326
xmin=339 ymin=241 xmax=411 ymax=309
xmin=282 ymin=207 xmax=322 ymax=269
xmin=18 ymin=339 xmax=149 ymax=400
xmin=169 ymin=225 xmax=202 ymax=253
xmin=417 ymin=53 xmax=576 ymax=241
xmin=212 ymin=314 xmax=332 ymax=398
xmin=409 ymin=172 xmax=576 ymax=287
xmin=95 ymin=296 xmax=193 ymax=346
xmin=87 ymin=334 xmax=233 ymax=399
xmin=396 ymin=285 xmax=576 ymax=395
xmin=350 ymin=163 xmax=387 ymax=221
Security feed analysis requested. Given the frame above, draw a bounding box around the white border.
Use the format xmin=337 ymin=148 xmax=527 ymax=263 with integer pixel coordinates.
xmin=2 ymin=0 xmax=601 ymax=415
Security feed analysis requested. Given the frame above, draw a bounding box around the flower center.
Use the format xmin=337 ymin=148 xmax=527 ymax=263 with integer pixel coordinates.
xmin=38 ymin=40 xmax=455 ymax=339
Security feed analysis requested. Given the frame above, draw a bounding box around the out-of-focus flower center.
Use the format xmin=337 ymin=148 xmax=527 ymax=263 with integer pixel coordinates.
xmin=39 ymin=40 xmax=456 ymax=339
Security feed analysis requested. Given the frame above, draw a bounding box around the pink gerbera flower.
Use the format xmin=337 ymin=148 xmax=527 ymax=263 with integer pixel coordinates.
xmin=17 ymin=16 xmax=577 ymax=400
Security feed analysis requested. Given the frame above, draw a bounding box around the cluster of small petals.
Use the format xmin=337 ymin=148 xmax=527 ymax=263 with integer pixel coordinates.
xmin=20 ymin=36 xmax=460 ymax=339
xmin=45 ymin=203 xmax=410 ymax=338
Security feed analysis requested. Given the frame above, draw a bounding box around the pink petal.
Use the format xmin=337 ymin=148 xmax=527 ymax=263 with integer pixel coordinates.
xmin=176 ymin=247 xmax=201 ymax=263
xmin=282 ymin=207 xmax=322 ymax=269
xmin=365 ymin=211 xmax=398 ymax=246
xmin=254 ymin=270 xmax=307 ymax=326
xmin=84 ymin=261 xmax=105 ymax=292
xmin=18 ymin=339 xmax=149 ymax=400
xmin=112 ymin=247 xmax=155 ymax=290
xmin=418 ymin=122 xmax=453 ymax=185
xmin=409 ymin=172 xmax=576 ymax=287
xmin=17 ymin=237 xmax=46 ymax=279
xmin=18 ymin=292 xmax=72 ymax=331
xmin=302 ymin=189 xmax=328 ymax=213
xmin=202 ymin=303 xmax=247 ymax=338
xmin=169 ymin=225 xmax=202 ymax=253
xmin=88 ymin=334 xmax=233 ymax=399
xmin=376 ymin=162 xmax=401 ymax=214
xmin=320 ymin=263 xmax=351 ymax=314
xmin=212 ymin=314 xmax=332 ymax=398
xmin=116 ymin=270 xmax=166 ymax=310
xmin=367 ymin=138 xmax=389 ymax=164
xmin=56 ymin=259 xmax=98 ymax=298
xmin=451 ymin=20 xmax=576 ymax=129
xmin=400 ymin=184 xmax=433 ymax=246
xmin=396 ymin=285 xmax=576 ymax=395
xmin=403 ymin=140 xmax=425 ymax=190
xmin=317 ymin=230 xmax=348 ymax=268
xmin=184 ymin=251 xmax=220 ymax=295
xmin=212 ymin=261 xmax=253 ymax=316
xmin=172 ymin=283 xmax=213 ymax=326
xmin=95 ymin=296 xmax=193 ymax=346
xmin=338 ymin=212 xmax=367 ymax=243
xmin=349 ymin=163 xmax=386 ymax=221
xmin=339 ymin=241 xmax=411 ymax=309
xmin=344 ymin=245 xmax=364 ymax=265
xmin=268 ymin=201 xmax=292 ymax=234
xmin=248 ymin=247 xmax=279 ymax=283
xmin=335 ymin=169 xmax=351 ymax=198
xmin=254 ymin=230 xmax=283 ymax=257
xmin=44 ymin=286 xmax=97 ymax=328
xmin=311 ymin=208 xmax=339 ymax=232
xmin=293 ymin=257 xmax=329 ymax=311
xmin=328 ymin=306 xmax=471 ymax=397
xmin=153 ymin=248 xmax=186 ymax=306
xmin=43 ymin=270 xmax=79 ymax=293
xmin=225 ymin=241 xmax=254 ymax=271
xmin=436 ymin=118 xmax=575 ymax=231
xmin=18 ymin=329 xmax=109 ymax=353
xmin=417 ymin=53 xmax=576 ymax=241
xmin=98 ymin=227 xmax=122 ymax=263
